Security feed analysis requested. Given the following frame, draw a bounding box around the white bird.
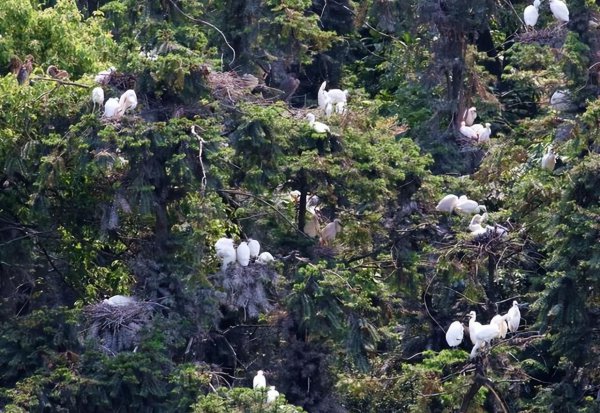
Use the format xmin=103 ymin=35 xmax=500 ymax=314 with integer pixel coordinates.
xmin=549 ymin=0 xmax=569 ymax=23
xmin=92 ymin=87 xmax=104 ymax=112
xmin=454 ymin=196 xmax=486 ymax=215
xmin=325 ymin=101 xmax=333 ymax=117
xmin=236 ymin=242 xmax=250 ymax=266
xmin=216 ymin=238 xmax=236 ymax=272
xmin=478 ymin=123 xmax=492 ymax=143
xmin=306 ymin=113 xmax=330 ymax=134
xmin=468 ymin=213 xmax=489 ymax=234
xmin=541 ymin=147 xmax=557 ymax=171
xmin=266 ymin=386 xmax=279 ymax=403
xmin=446 ymin=321 xmax=465 ymax=347
xmin=504 ymin=301 xmax=521 ymax=333
xmin=317 ymin=81 xmax=330 ymax=111
xmin=490 ymin=314 xmax=508 ymax=339
xmin=257 ymin=252 xmax=275 ymax=264
xmin=468 ymin=311 xmax=482 ymax=345
xmin=118 ymin=89 xmax=137 ymax=114
xmin=320 ymin=218 xmax=342 ymax=246
xmin=248 ymin=239 xmax=260 ymax=258
xmin=471 ymin=123 xmax=484 ymax=136
xmin=335 ymin=101 xmax=346 ymax=114
xmin=103 ymin=97 xmax=121 ymax=119
xmin=524 ymin=1 xmax=540 ymax=27
xmin=304 ymin=213 xmax=320 ymax=238
xmin=435 ymin=194 xmax=459 ymax=213
xmin=103 ymin=295 xmax=136 ymax=306
xmin=253 ymin=370 xmax=266 ymax=389
xmin=459 ymin=121 xmax=478 ymax=140
xmin=463 ymin=107 xmax=477 ymax=126
xmin=327 ymin=88 xmax=349 ymax=105
xmin=95 ymin=66 xmax=116 ymax=85
xmin=470 ymin=323 xmax=501 ymax=359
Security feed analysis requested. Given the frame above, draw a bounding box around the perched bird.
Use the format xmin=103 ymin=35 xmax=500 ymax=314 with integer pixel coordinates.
xmin=325 ymin=101 xmax=333 ymax=117
xmin=549 ymin=0 xmax=569 ymax=23
xmin=471 ymin=123 xmax=484 ymax=136
xmin=446 ymin=321 xmax=465 ymax=347
xmin=257 ymin=252 xmax=275 ymax=264
xmin=327 ymin=87 xmax=349 ymax=113
xmin=17 ymin=66 xmax=29 ymax=85
xmin=304 ymin=214 xmax=320 ymax=238
xmin=468 ymin=311 xmax=482 ymax=345
xmin=318 ymin=81 xmax=330 ymax=111
xmin=95 ymin=66 xmax=116 ymax=85
xmin=459 ymin=121 xmax=478 ymax=140
xmin=463 ymin=107 xmax=477 ymax=126
xmin=92 ymin=87 xmax=105 ymax=112
xmin=490 ymin=314 xmax=508 ymax=339
xmin=253 ymin=370 xmax=266 ymax=389
xmin=103 ymin=295 xmax=136 ymax=306
xmin=541 ymin=147 xmax=557 ymax=171
xmin=248 ymin=239 xmax=260 ymax=259
xmin=470 ymin=323 xmax=500 ymax=359
xmin=504 ymin=301 xmax=521 ymax=333
xmin=436 ymin=194 xmax=459 ymax=213
xmin=236 ymin=242 xmax=250 ymax=266
xmin=103 ymin=98 xmax=121 ymax=119
xmin=306 ymin=113 xmax=330 ymax=133
xmin=266 ymin=386 xmax=279 ymax=403
xmin=46 ymin=65 xmax=69 ymax=80
xmin=320 ymin=218 xmax=342 ymax=246
xmin=215 ymin=237 xmax=236 ymax=272
xmin=118 ymin=89 xmax=138 ymax=114
xmin=454 ymin=196 xmax=486 ymax=215
xmin=478 ymin=123 xmax=492 ymax=143
xmin=524 ymin=0 xmax=541 ymax=27
xmin=468 ymin=213 xmax=489 ymax=236
xmin=307 ymin=194 xmax=320 ymax=213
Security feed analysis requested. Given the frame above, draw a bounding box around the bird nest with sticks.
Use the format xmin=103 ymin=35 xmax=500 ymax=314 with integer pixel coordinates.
xmin=206 ymin=70 xmax=285 ymax=105
xmin=83 ymin=301 xmax=154 ymax=355
xmin=515 ymin=26 xmax=568 ymax=48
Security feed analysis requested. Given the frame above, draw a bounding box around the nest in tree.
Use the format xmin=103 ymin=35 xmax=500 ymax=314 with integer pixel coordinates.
xmin=206 ymin=70 xmax=285 ymax=105
xmin=216 ymin=262 xmax=279 ymax=319
xmin=83 ymin=300 xmax=154 ymax=354
xmin=515 ymin=27 xmax=568 ymax=49
xmin=108 ymin=71 xmax=137 ymax=90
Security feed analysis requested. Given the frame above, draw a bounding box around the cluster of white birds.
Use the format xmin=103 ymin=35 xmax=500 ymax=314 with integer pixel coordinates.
xmin=524 ymin=0 xmax=569 ymax=28
xmin=468 ymin=212 xmax=508 ymax=238
xmin=253 ymin=370 xmax=280 ymax=404
xmin=215 ymin=237 xmax=274 ymax=272
xmin=445 ymin=301 xmax=522 ymax=359
xmin=318 ymin=81 xmax=348 ymax=117
xmin=459 ymin=107 xmax=492 ymax=143
xmin=287 ymin=190 xmax=343 ymax=246
xmin=91 ymin=67 xmax=138 ymax=120
xmin=435 ymin=194 xmax=486 ymax=215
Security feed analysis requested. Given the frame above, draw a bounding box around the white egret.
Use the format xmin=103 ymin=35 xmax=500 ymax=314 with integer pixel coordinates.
xmin=541 ymin=147 xmax=557 ymax=171
xmin=103 ymin=295 xmax=136 ymax=306
xmin=446 ymin=321 xmax=465 ymax=347
xmin=95 ymin=66 xmax=116 ymax=85
xmin=103 ymin=98 xmax=121 ymax=119
xmin=435 ymin=194 xmax=459 ymax=212
xmin=317 ymin=81 xmax=329 ymax=111
xmin=471 ymin=123 xmax=484 ymax=136
xmin=248 ymin=239 xmax=260 ymax=258
xmin=92 ymin=87 xmax=104 ymax=112
xmin=478 ymin=123 xmax=492 ymax=143
xmin=454 ymin=196 xmax=486 ymax=215
xmin=504 ymin=301 xmax=521 ymax=333
xmin=306 ymin=113 xmax=330 ymax=133
xmin=464 ymin=107 xmax=477 ymax=126
xmin=215 ymin=237 xmax=234 ymax=251
xmin=490 ymin=314 xmax=508 ymax=339
xmin=320 ymin=219 xmax=342 ymax=246
xmin=216 ymin=238 xmax=236 ymax=272
xmin=118 ymin=89 xmax=138 ymax=114
xmin=335 ymin=101 xmax=346 ymax=114
xmin=468 ymin=311 xmax=482 ymax=345
xmin=460 ymin=121 xmax=478 ymax=140
xmin=327 ymin=88 xmax=349 ymax=105
xmin=470 ymin=323 xmax=500 ymax=359
xmin=253 ymin=370 xmax=266 ymax=389
xmin=304 ymin=214 xmax=320 ymax=238
xmin=468 ymin=213 xmax=489 ymax=236
xmin=266 ymin=386 xmax=279 ymax=403
xmin=549 ymin=0 xmax=569 ymax=23
xmin=236 ymin=242 xmax=250 ymax=267
xmin=325 ymin=101 xmax=333 ymax=117
xmin=257 ymin=252 xmax=275 ymax=264
xmin=524 ymin=1 xmax=540 ymax=27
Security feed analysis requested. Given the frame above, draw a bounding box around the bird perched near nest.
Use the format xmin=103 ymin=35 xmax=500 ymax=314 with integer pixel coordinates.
xmin=103 ymin=295 xmax=137 ymax=306
xmin=248 ymin=239 xmax=260 ymax=259
xmin=463 ymin=106 xmax=477 ymax=126
xmin=446 ymin=320 xmax=465 ymax=347
xmin=118 ymin=89 xmax=138 ymax=114
xmin=320 ymin=218 xmax=342 ymax=246
xmin=477 ymin=123 xmax=492 ymax=143
xmin=103 ymin=98 xmax=121 ymax=119
xmin=236 ymin=241 xmax=250 ymax=267
xmin=253 ymin=370 xmax=266 ymax=389
xmin=436 ymin=194 xmax=459 ymax=213
xmin=541 ymin=146 xmax=557 ymax=171
xmin=524 ymin=0 xmax=541 ymax=28
xmin=504 ymin=301 xmax=521 ymax=333
xmin=306 ymin=113 xmax=330 ymax=134
xmin=215 ymin=237 xmax=236 ymax=272
xmin=459 ymin=121 xmax=478 ymax=140
xmin=549 ymin=0 xmax=569 ymax=23
xmin=257 ymin=252 xmax=275 ymax=264
xmin=92 ymin=87 xmax=104 ymax=112
xmin=46 ymin=65 xmax=70 ymax=80
xmin=266 ymin=386 xmax=280 ymax=403
xmin=16 ymin=55 xmax=34 ymax=85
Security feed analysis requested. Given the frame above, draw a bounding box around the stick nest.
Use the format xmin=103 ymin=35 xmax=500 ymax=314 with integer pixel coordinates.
xmin=515 ymin=27 xmax=567 ymax=48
